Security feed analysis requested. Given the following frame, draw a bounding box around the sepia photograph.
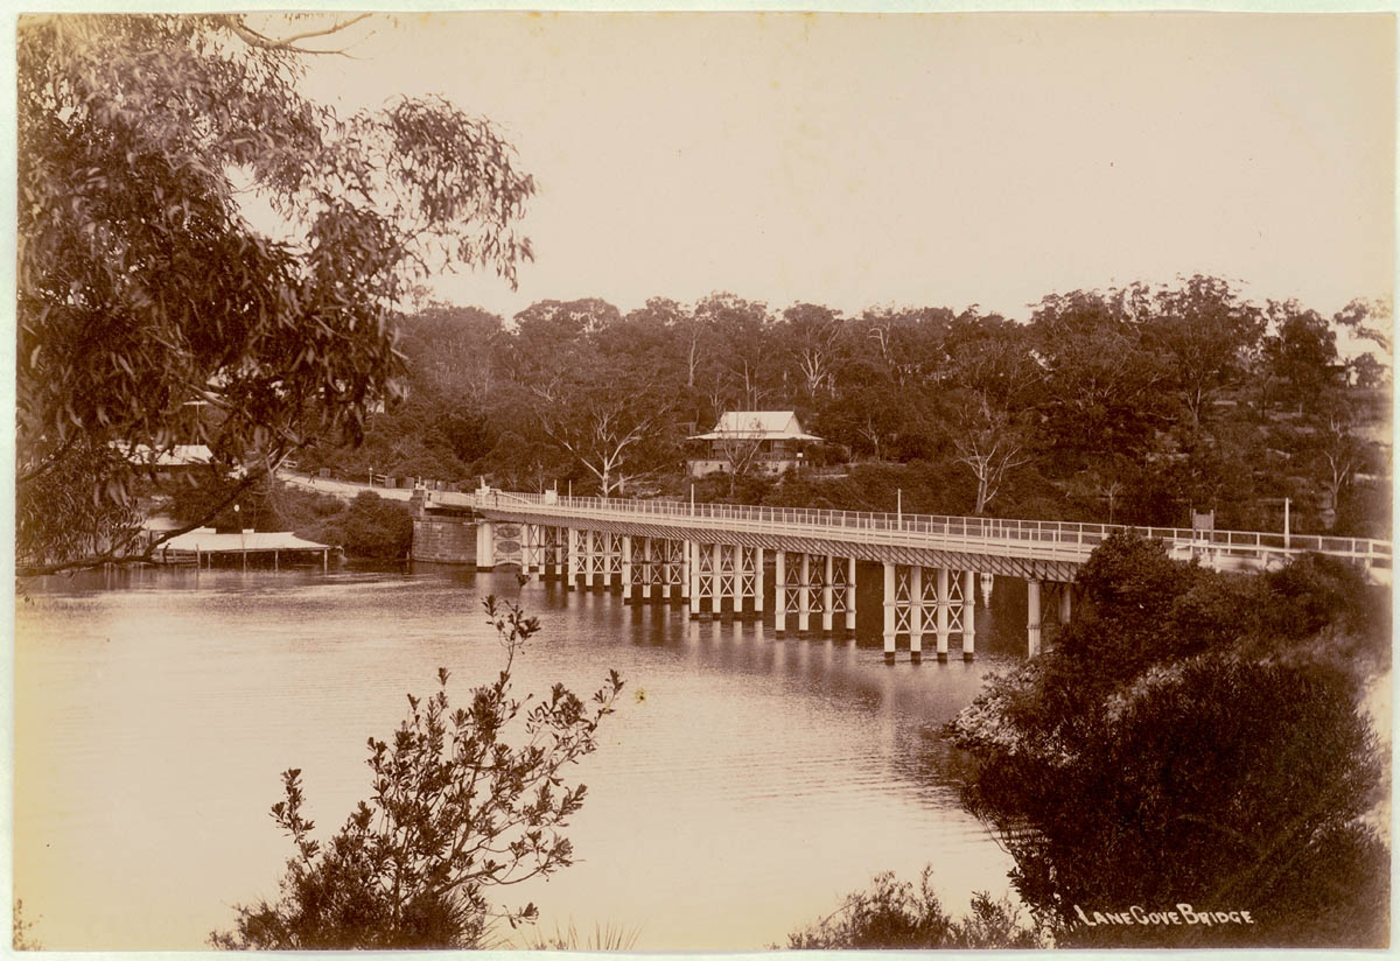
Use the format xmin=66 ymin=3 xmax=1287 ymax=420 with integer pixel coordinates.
xmin=11 ymin=8 xmax=1395 ymax=954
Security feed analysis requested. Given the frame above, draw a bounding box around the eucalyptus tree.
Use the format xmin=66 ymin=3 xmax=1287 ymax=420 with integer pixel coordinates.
xmin=693 ymin=293 xmax=778 ymax=411
xmin=1260 ymin=300 xmax=1344 ymax=415
xmin=17 ymin=14 xmax=534 ymax=574
xmin=1333 ymin=296 xmax=1393 ymax=354
xmin=398 ymin=306 xmax=510 ymax=412
xmin=500 ymin=299 xmax=679 ymax=495
xmin=779 ymin=302 xmax=845 ymax=401
xmin=1144 ymin=275 xmax=1265 ymax=432
xmin=942 ymin=312 xmax=1045 ymax=515
xmin=1028 ymin=287 xmax=1174 ymax=468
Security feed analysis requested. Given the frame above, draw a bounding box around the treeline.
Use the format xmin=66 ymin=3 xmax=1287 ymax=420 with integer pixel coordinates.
xmin=299 ymin=277 xmax=1391 ymax=537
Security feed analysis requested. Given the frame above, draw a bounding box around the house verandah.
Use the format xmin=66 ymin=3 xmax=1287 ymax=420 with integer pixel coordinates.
xmin=686 ymin=410 xmax=823 ymax=478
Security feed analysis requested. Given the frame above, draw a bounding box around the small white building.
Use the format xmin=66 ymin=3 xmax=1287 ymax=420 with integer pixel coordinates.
xmin=687 ymin=411 xmax=822 ymax=478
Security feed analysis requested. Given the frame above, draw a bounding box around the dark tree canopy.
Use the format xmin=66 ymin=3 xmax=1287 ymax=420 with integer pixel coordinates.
xmin=17 ymin=14 xmax=534 ymax=574
xmin=947 ymin=535 xmax=1390 ymax=948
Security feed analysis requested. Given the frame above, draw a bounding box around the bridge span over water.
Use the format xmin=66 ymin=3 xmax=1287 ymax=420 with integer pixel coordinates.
xmin=416 ymin=488 xmax=1391 ymax=661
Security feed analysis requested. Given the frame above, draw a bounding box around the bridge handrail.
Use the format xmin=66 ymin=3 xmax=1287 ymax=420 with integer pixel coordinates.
xmin=467 ymin=490 xmax=1391 ymax=567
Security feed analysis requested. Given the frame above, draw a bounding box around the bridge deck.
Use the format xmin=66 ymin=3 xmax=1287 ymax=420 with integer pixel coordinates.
xmin=432 ymin=489 xmax=1391 ymax=583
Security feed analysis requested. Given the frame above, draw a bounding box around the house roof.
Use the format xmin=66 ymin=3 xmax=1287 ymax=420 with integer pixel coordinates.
xmin=689 ymin=410 xmax=822 ymax=442
xmin=114 ymin=443 xmax=214 ymax=467
xmin=158 ymin=529 xmax=331 ymax=554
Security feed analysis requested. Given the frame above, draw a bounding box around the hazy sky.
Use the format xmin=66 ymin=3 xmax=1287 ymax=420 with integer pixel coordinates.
xmin=290 ymin=11 xmax=1395 ymax=323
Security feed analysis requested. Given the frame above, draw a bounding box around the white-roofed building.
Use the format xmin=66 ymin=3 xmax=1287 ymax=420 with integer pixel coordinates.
xmin=686 ymin=410 xmax=822 ymax=478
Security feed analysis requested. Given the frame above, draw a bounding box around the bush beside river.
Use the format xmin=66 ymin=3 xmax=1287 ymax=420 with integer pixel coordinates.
xmin=267 ymin=486 xmax=414 ymax=561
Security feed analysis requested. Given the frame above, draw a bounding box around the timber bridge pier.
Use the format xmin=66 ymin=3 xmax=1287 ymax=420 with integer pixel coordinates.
xmin=411 ymin=487 xmax=1391 ymax=661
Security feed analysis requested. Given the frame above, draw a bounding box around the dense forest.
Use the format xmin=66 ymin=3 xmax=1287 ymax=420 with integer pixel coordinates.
xmin=297 ymin=277 xmax=1390 ymax=538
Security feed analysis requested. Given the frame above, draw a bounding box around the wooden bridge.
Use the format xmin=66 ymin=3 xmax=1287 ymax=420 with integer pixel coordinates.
xmin=417 ymin=487 xmax=1391 ymax=661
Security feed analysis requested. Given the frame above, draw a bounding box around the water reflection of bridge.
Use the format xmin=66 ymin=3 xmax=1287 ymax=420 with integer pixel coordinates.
xmin=419 ymin=489 xmax=1391 ymax=662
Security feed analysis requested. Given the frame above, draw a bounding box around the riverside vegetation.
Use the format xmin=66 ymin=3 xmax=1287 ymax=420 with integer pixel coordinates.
xmin=210 ymin=598 xmax=624 ymax=950
xmin=788 ymin=534 xmax=1389 ymax=949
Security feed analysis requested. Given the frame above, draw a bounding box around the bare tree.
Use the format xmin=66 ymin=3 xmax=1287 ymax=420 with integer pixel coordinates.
xmin=952 ymin=397 xmax=1032 ymax=515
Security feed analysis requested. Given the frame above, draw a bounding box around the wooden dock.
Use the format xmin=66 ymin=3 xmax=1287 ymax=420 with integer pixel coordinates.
xmin=156 ymin=528 xmax=333 ymax=571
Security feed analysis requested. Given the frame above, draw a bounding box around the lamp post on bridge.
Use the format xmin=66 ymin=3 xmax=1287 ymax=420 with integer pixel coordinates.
xmin=897 ymin=488 xmax=902 ymax=530
xmin=1261 ymin=496 xmax=1293 ymax=551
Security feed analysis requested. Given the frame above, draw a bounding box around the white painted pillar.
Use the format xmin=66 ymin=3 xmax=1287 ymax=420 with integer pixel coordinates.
xmin=754 ymin=547 xmax=766 ymax=614
xmin=712 ymin=543 xmax=724 ymax=617
xmin=936 ymin=567 xmax=950 ymax=663
xmin=846 ymin=557 xmax=857 ymax=632
xmin=882 ymin=562 xmax=897 ymax=661
xmin=584 ymin=530 xmax=597 ymax=590
xmin=797 ymin=553 xmax=811 ymax=633
xmin=688 ymin=540 xmax=701 ymax=617
xmin=566 ymin=527 xmax=579 ymax=589
xmin=1059 ymin=582 xmax=1073 ymax=625
xmin=981 ymin=571 xmax=995 ymax=607
xmin=963 ymin=569 xmax=977 ymax=661
xmin=822 ymin=555 xmax=835 ymax=634
xmin=621 ymin=536 xmax=633 ymax=602
xmin=522 ymin=524 xmax=536 ymax=580
xmin=475 ymin=520 xmax=495 ymax=571
xmin=774 ymin=550 xmax=786 ymax=634
xmin=908 ymin=566 xmax=923 ymax=661
xmin=735 ymin=546 xmax=748 ymax=617
xmin=1027 ymin=578 xmax=1042 ymax=657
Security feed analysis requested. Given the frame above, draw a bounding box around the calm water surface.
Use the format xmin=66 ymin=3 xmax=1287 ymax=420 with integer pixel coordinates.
xmin=15 ymin=565 xmax=1023 ymax=950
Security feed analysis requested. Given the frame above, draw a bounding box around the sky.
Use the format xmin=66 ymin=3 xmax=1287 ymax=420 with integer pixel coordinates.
xmin=263 ymin=13 xmax=1392 ymax=323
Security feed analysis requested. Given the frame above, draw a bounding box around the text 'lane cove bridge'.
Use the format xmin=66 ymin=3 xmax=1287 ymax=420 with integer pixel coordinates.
xmin=418 ymin=488 xmax=1391 ymax=662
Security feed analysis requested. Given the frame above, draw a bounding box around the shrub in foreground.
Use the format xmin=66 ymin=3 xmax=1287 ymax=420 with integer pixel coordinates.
xmin=785 ymin=867 xmax=1041 ymax=949
xmin=211 ymin=598 xmax=624 ymax=949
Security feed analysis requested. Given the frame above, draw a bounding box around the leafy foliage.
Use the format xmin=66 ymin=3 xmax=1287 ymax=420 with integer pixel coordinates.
xmin=785 ymin=867 xmax=1041 ymax=949
xmin=946 ymin=534 xmax=1390 ymax=948
xmin=321 ymin=492 xmax=414 ymax=560
xmin=16 ymin=14 xmax=533 ymax=573
xmin=302 ymin=271 xmax=1386 ymax=537
xmin=211 ymin=597 xmax=623 ymax=949
xmin=15 ymin=441 xmax=146 ymax=569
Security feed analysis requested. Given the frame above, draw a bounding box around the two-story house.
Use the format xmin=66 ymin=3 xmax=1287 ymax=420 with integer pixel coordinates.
xmin=686 ymin=410 xmax=822 ymax=478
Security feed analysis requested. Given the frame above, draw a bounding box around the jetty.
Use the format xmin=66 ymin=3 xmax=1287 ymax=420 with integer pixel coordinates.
xmin=156 ymin=528 xmax=333 ymax=571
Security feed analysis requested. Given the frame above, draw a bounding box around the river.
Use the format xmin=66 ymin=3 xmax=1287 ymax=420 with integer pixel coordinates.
xmin=14 ymin=563 xmax=1026 ymax=951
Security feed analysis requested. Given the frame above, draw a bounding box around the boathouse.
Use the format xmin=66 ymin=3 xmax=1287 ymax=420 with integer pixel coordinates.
xmin=155 ymin=527 xmax=333 ymax=571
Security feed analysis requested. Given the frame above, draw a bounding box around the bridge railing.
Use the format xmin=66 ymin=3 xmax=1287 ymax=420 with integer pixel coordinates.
xmin=471 ymin=490 xmax=1391 ymax=571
